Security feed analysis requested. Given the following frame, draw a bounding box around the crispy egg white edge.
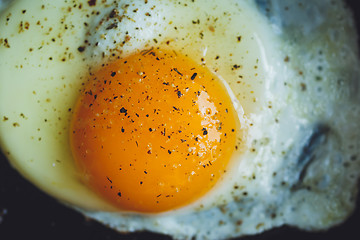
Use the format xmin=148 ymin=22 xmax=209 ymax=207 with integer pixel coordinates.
xmin=262 ymin=0 xmax=360 ymax=229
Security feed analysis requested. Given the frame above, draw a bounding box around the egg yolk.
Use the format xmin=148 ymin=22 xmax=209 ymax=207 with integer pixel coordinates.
xmin=70 ymin=48 xmax=238 ymax=213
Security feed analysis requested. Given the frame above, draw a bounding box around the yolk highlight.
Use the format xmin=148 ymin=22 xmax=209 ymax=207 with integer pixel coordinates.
xmin=70 ymin=49 xmax=238 ymax=213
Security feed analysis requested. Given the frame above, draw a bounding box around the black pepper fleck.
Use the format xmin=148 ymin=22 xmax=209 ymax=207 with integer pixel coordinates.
xmin=202 ymin=128 xmax=208 ymax=135
xmin=173 ymin=68 xmax=183 ymax=76
xmin=88 ymin=0 xmax=96 ymax=6
xmin=177 ymin=90 xmax=182 ymax=98
xmin=120 ymin=107 xmax=127 ymax=115
xmin=191 ymin=73 xmax=197 ymax=80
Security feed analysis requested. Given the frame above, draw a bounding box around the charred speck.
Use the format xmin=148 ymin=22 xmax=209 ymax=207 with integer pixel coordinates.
xmin=117 ymin=192 xmax=122 ymax=197
xmin=111 ymin=71 xmax=116 ymax=77
xmin=168 ymin=150 xmax=172 ymax=154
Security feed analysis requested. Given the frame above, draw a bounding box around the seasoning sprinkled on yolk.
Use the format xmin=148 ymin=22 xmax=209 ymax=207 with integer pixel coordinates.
xmin=70 ymin=48 xmax=239 ymax=213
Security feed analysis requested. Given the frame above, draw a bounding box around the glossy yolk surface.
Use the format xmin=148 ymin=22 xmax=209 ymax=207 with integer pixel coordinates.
xmin=70 ymin=48 xmax=238 ymax=213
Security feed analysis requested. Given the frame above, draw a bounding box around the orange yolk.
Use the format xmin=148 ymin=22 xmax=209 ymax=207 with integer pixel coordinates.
xmin=70 ymin=48 xmax=238 ymax=213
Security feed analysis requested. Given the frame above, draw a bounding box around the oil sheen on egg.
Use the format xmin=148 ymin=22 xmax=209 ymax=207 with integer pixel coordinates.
xmin=0 ymin=0 xmax=359 ymax=240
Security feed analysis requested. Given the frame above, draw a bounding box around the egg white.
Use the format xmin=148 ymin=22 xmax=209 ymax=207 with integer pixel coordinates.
xmin=0 ymin=0 xmax=273 ymax=212
xmin=0 ymin=0 xmax=359 ymax=240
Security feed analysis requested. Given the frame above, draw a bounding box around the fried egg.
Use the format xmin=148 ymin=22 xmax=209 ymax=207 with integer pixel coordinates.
xmin=0 ymin=0 xmax=359 ymax=239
